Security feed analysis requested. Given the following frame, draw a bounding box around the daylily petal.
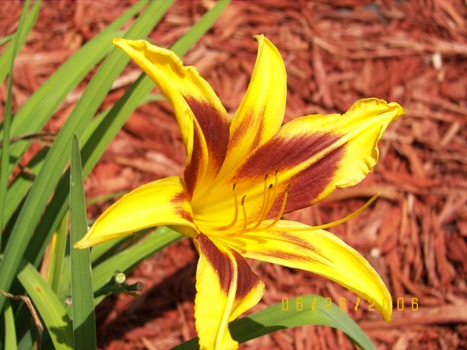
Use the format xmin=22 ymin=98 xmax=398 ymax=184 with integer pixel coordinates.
xmin=217 ymin=220 xmax=392 ymax=321
xmin=74 ymin=176 xmax=196 ymax=249
xmin=194 ymin=234 xmax=264 ymax=350
xmin=217 ymin=34 xmax=287 ymax=178
xmin=230 ymin=98 xmax=404 ymax=215
xmin=113 ymin=38 xmax=231 ymax=198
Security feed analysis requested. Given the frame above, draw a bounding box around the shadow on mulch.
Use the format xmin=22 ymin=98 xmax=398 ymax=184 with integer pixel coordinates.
xmin=96 ymin=260 xmax=197 ymax=348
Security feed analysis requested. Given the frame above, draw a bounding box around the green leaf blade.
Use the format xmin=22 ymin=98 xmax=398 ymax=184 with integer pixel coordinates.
xmin=16 ymin=260 xmax=73 ymax=350
xmin=0 ymin=0 xmax=35 ymax=250
xmin=0 ymin=0 xmax=175 ymax=312
xmin=24 ymin=0 xmax=229 ymax=272
xmin=1 ymin=0 xmax=147 ymax=174
xmin=70 ymin=136 xmax=96 ymax=350
xmin=0 ymin=0 xmax=41 ymax=85
xmin=176 ymin=295 xmax=376 ymax=350
xmin=3 ymin=300 xmax=17 ymax=350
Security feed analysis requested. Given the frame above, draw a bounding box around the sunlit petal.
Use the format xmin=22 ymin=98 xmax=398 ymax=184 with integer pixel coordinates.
xmin=218 ymin=220 xmax=392 ymax=321
xmin=113 ymin=38 xmax=231 ymax=198
xmin=217 ymin=34 xmax=287 ymax=179
xmin=194 ymin=234 xmax=264 ymax=350
xmin=74 ymin=176 xmax=197 ymax=248
xmin=230 ymin=98 xmax=404 ymax=215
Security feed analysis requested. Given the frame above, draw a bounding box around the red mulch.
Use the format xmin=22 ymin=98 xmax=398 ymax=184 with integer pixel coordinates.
xmin=1 ymin=1 xmax=466 ymax=349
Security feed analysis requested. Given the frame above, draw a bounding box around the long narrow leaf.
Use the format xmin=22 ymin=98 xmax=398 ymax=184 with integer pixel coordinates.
xmin=2 ymin=148 xmax=48 ymax=232
xmin=170 ymin=0 xmax=230 ymax=56
xmin=16 ymin=260 xmax=73 ymax=349
xmin=0 ymin=0 xmax=174 ymax=311
xmin=2 ymin=0 xmax=148 ymax=233
xmin=0 ymin=34 xmax=14 ymax=47
xmin=0 ymin=0 xmax=32 ymax=250
xmin=176 ymin=295 xmax=376 ymax=350
xmin=2 ymin=95 xmax=164 ymax=231
xmin=24 ymin=4 xmax=173 ymax=271
xmin=24 ymin=0 xmax=230 ymax=272
xmin=3 ymin=300 xmax=17 ymax=350
xmin=70 ymin=136 xmax=96 ymax=350
xmin=16 ymin=331 xmax=35 ymax=350
xmin=1 ymin=0 xmax=147 ymax=175
xmin=0 ymin=0 xmax=41 ymax=85
xmin=48 ymin=212 xmax=69 ymax=293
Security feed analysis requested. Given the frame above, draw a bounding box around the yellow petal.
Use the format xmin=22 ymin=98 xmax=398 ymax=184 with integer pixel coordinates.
xmin=74 ymin=176 xmax=196 ymax=249
xmin=230 ymin=98 xmax=404 ymax=215
xmin=194 ymin=234 xmax=265 ymax=350
xmin=218 ymin=220 xmax=392 ymax=321
xmin=217 ymin=34 xmax=287 ymax=179
xmin=113 ymin=38 xmax=231 ymax=198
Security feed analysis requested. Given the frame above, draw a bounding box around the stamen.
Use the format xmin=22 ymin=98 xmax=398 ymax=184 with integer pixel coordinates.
xmin=268 ymin=194 xmax=380 ymax=231
xmin=255 ymin=174 xmax=271 ymax=225
xmin=257 ymin=184 xmax=291 ymax=231
xmin=240 ymin=195 xmax=248 ymax=234
xmin=214 ymin=170 xmax=292 ymax=236
xmin=248 ymin=172 xmax=279 ymax=230
xmin=308 ymin=194 xmax=379 ymax=230
xmin=267 ymin=171 xmax=279 ymax=214
xmin=224 ymin=194 xmax=249 ymax=237
xmin=216 ymin=183 xmax=239 ymax=230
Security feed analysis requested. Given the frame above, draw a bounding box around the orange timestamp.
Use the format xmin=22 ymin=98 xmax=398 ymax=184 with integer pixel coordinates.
xmin=281 ymin=297 xmax=419 ymax=312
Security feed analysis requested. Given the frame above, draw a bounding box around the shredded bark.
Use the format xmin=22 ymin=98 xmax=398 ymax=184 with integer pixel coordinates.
xmin=1 ymin=1 xmax=466 ymax=349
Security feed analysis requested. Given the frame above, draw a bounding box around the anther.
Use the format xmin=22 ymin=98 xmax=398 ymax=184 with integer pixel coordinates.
xmin=257 ymin=175 xmax=271 ymax=220
xmin=259 ymin=183 xmax=291 ymax=231
xmin=248 ymin=174 xmax=277 ymax=230
xmin=216 ymin=183 xmax=239 ymax=231
xmin=265 ymin=171 xmax=279 ymax=215
xmin=241 ymin=195 xmax=246 ymax=206
xmin=249 ymin=171 xmax=280 ymax=231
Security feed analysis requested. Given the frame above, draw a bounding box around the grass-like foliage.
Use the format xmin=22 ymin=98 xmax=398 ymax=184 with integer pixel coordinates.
xmin=0 ymin=1 xmax=375 ymax=349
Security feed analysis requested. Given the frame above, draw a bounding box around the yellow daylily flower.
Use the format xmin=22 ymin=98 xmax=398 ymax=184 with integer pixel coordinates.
xmin=75 ymin=35 xmax=404 ymax=350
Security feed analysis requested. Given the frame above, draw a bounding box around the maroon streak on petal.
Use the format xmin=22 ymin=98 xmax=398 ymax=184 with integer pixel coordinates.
xmin=197 ymin=234 xmax=263 ymax=299
xmin=231 ymin=248 xmax=263 ymax=300
xmin=171 ymin=191 xmax=194 ymax=222
xmin=241 ymin=231 xmax=333 ymax=266
xmin=271 ymin=231 xmax=332 ymax=265
xmin=283 ymin=145 xmax=344 ymax=213
xmin=197 ymin=234 xmax=232 ymax=294
xmin=184 ymin=97 xmax=230 ymax=177
xmin=265 ymin=144 xmax=344 ymax=216
xmin=233 ymin=132 xmax=341 ymax=182
xmin=229 ymin=109 xmax=265 ymax=153
xmin=184 ymin=125 xmax=203 ymax=200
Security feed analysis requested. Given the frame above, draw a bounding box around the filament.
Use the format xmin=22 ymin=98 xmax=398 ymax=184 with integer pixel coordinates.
xmin=252 ymin=174 xmax=271 ymax=228
xmin=258 ymin=184 xmax=291 ymax=231
xmin=268 ymin=194 xmax=380 ymax=231
xmin=212 ymin=170 xmax=298 ymax=236
xmin=240 ymin=195 xmax=248 ymax=234
xmin=248 ymin=171 xmax=280 ymax=230
xmin=216 ymin=184 xmax=239 ymax=230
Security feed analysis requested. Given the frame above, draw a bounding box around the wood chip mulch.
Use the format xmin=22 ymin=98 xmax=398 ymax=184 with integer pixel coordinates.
xmin=1 ymin=1 xmax=466 ymax=349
